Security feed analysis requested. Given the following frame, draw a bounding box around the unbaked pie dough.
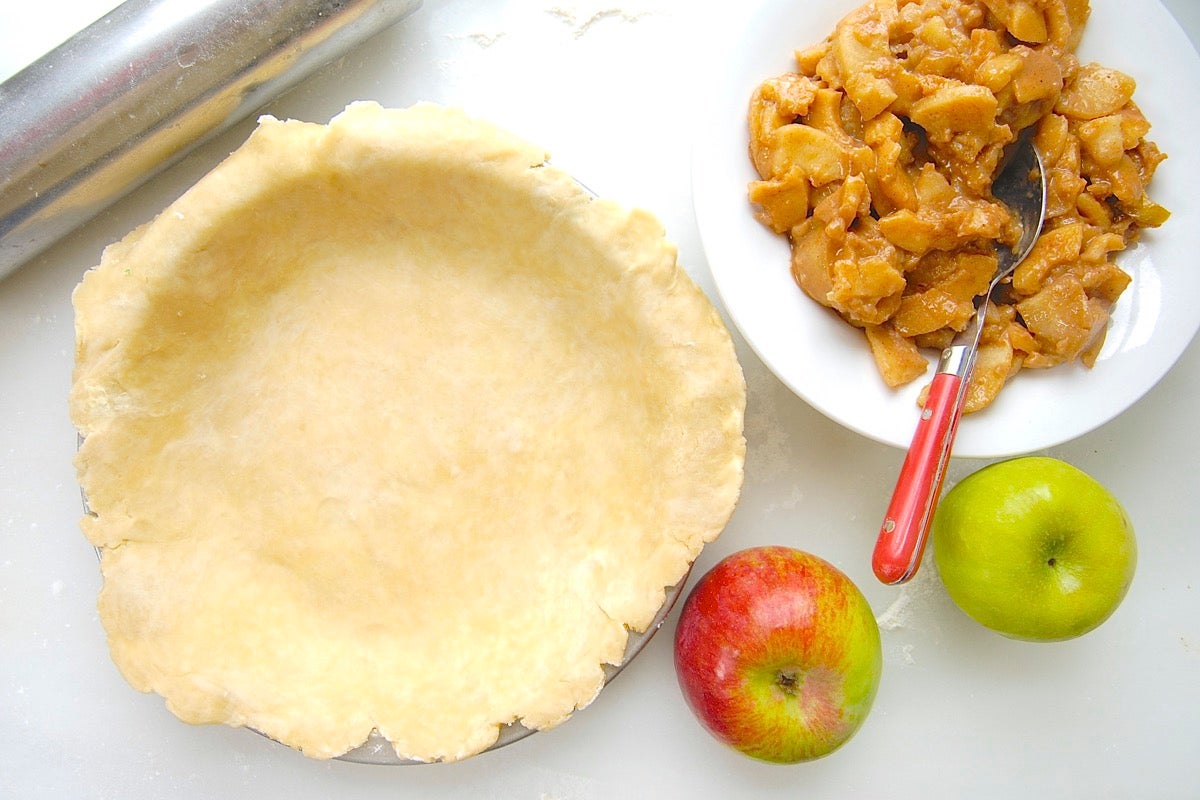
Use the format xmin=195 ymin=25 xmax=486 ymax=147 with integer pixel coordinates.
xmin=69 ymin=102 xmax=746 ymax=762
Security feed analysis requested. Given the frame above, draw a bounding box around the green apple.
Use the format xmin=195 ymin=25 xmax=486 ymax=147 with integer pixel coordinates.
xmin=673 ymin=546 xmax=882 ymax=763
xmin=932 ymin=456 xmax=1136 ymax=641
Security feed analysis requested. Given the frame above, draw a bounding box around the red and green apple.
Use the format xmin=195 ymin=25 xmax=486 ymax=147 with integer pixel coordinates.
xmin=673 ymin=546 xmax=882 ymax=763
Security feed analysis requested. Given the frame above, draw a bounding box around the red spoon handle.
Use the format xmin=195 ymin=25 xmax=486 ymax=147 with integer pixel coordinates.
xmin=873 ymin=371 xmax=965 ymax=584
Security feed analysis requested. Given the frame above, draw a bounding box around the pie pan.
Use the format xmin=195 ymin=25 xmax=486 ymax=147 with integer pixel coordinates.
xmin=335 ymin=571 xmax=691 ymax=764
xmin=79 ymin=484 xmax=691 ymax=765
xmin=69 ymin=102 xmax=746 ymax=763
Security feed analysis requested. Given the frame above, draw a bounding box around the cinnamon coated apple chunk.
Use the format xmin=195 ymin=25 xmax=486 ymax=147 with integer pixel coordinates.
xmin=747 ymin=0 xmax=1168 ymax=412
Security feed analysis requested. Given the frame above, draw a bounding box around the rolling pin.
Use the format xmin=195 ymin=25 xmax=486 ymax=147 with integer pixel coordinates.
xmin=0 ymin=0 xmax=422 ymax=281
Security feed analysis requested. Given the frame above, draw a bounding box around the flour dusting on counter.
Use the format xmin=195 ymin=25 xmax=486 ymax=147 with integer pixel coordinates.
xmin=546 ymin=3 xmax=649 ymax=37
xmin=450 ymin=31 xmax=508 ymax=48
xmin=876 ymin=550 xmax=943 ymax=632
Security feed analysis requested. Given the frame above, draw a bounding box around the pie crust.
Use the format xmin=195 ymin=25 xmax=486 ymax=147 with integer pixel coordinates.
xmin=69 ymin=102 xmax=746 ymax=762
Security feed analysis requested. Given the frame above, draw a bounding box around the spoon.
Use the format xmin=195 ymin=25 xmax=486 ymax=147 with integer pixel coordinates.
xmin=872 ymin=134 xmax=1047 ymax=585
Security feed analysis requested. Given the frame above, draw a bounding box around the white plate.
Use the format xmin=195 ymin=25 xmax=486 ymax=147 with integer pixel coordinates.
xmin=693 ymin=0 xmax=1200 ymax=457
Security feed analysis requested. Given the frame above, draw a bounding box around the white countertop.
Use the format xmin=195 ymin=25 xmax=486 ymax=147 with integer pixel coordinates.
xmin=3 ymin=1 xmax=1198 ymax=797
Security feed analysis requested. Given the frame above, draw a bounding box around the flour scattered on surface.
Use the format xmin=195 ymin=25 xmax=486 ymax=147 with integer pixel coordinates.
xmin=449 ymin=31 xmax=508 ymax=48
xmin=520 ymin=766 xmax=603 ymax=800
xmin=876 ymin=551 xmax=943 ymax=631
xmin=741 ymin=371 xmax=795 ymax=484
xmin=545 ymin=4 xmax=649 ymax=38
xmin=779 ymin=483 xmax=804 ymax=511
xmin=764 ymin=483 xmax=804 ymax=517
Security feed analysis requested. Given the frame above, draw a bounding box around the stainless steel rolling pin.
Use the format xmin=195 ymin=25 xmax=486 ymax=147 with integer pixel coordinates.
xmin=0 ymin=0 xmax=422 ymax=282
